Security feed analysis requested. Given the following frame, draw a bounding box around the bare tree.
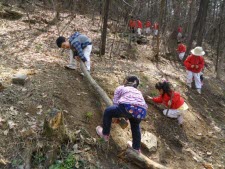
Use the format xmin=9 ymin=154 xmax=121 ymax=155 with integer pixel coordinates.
xmin=215 ymin=0 xmax=225 ymax=79
xmin=196 ymin=0 xmax=210 ymax=46
xmin=100 ymin=0 xmax=111 ymax=55
xmin=186 ymin=0 xmax=196 ymax=50
xmin=185 ymin=0 xmax=210 ymax=59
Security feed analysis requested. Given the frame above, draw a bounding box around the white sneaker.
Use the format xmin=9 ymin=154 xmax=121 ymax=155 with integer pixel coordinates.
xmin=187 ymin=83 xmax=192 ymax=88
xmin=127 ymin=141 xmax=132 ymax=148
xmin=127 ymin=141 xmax=141 ymax=154
xmin=65 ymin=64 xmax=76 ymax=70
xmin=177 ymin=115 xmax=183 ymax=125
xmin=197 ymin=89 xmax=201 ymax=94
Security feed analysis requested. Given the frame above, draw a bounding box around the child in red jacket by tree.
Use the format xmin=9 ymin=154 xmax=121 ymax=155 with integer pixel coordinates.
xmin=184 ymin=46 xmax=205 ymax=94
xmin=153 ymin=22 xmax=159 ymax=37
xmin=145 ymin=20 xmax=151 ymax=35
xmin=146 ymin=81 xmax=188 ymax=125
xmin=176 ymin=41 xmax=186 ymax=61
xmin=177 ymin=26 xmax=182 ymax=42
xmin=136 ymin=19 xmax=143 ymax=35
xmin=129 ymin=16 xmax=136 ymax=33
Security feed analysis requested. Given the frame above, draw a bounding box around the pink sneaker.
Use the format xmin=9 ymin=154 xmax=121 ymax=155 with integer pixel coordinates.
xmin=96 ymin=126 xmax=109 ymax=142
xmin=127 ymin=141 xmax=141 ymax=154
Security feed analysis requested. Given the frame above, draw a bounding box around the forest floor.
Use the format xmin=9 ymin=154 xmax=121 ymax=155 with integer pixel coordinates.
xmin=0 ymin=4 xmax=225 ymax=169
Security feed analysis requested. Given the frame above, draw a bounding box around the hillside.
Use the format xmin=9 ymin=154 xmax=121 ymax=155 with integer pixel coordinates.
xmin=0 ymin=4 xmax=225 ymax=169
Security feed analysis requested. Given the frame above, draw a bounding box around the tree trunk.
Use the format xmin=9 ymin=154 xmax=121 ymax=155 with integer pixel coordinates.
xmin=212 ymin=0 xmax=218 ymax=21
xmin=185 ymin=0 xmax=209 ymax=59
xmin=156 ymin=0 xmax=166 ymax=60
xmin=162 ymin=0 xmax=167 ymax=34
xmin=125 ymin=148 xmax=170 ymax=169
xmin=100 ymin=0 xmax=110 ymax=55
xmin=215 ymin=0 xmax=225 ymax=79
xmin=49 ymin=0 xmax=61 ymax=36
xmin=196 ymin=0 xmax=210 ymax=46
xmin=146 ymin=0 xmax=151 ymax=19
xmin=216 ymin=47 xmax=225 ymax=79
xmin=99 ymin=0 xmax=103 ymax=15
xmin=186 ymin=0 xmax=195 ymax=52
xmin=167 ymin=1 xmax=181 ymax=56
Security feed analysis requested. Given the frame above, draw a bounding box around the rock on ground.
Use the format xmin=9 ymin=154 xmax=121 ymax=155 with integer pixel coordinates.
xmin=12 ymin=74 xmax=28 ymax=86
xmin=141 ymin=131 xmax=157 ymax=152
xmin=0 ymin=81 xmax=5 ymax=91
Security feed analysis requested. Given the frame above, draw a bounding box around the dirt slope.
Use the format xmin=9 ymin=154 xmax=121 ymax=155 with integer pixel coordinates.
xmin=0 ymin=5 xmax=225 ymax=169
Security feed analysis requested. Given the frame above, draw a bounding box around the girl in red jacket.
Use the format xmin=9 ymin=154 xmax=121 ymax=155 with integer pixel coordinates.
xmin=146 ymin=81 xmax=188 ymax=125
xmin=145 ymin=20 xmax=151 ymax=35
xmin=136 ymin=19 xmax=143 ymax=35
xmin=129 ymin=16 xmax=136 ymax=33
xmin=153 ymin=22 xmax=159 ymax=37
xmin=176 ymin=41 xmax=186 ymax=60
xmin=184 ymin=46 xmax=205 ymax=94
xmin=177 ymin=26 xmax=182 ymax=42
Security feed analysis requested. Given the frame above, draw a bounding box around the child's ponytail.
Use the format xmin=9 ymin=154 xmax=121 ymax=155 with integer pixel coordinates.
xmin=155 ymin=81 xmax=172 ymax=96
xmin=124 ymin=75 xmax=140 ymax=88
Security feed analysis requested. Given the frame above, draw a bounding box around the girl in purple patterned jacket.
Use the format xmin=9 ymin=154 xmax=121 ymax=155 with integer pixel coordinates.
xmin=96 ymin=75 xmax=148 ymax=153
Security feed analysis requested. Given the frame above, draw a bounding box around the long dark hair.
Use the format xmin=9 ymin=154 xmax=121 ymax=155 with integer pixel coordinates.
xmin=155 ymin=81 xmax=172 ymax=96
xmin=124 ymin=75 xmax=139 ymax=88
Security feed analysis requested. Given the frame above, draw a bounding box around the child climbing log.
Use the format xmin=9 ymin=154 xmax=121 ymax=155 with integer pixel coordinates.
xmin=79 ymin=62 xmax=170 ymax=169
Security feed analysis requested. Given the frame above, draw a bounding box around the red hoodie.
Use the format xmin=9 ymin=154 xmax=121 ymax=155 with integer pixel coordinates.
xmin=154 ymin=23 xmax=159 ymax=30
xmin=178 ymin=26 xmax=182 ymax=33
xmin=184 ymin=54 xmax=204 ymax=73
xmin=152 ymin=91 xmax=184 ymax=109
xmin=136 ymin=20 xmax=143 ymax=29
xmin=145 ymin=21 xmax=151 ymax=28
xmin=129 ymin=20 xmax=136 ymax=28
xmin=177 ymin=44 xmax=186 ymax=53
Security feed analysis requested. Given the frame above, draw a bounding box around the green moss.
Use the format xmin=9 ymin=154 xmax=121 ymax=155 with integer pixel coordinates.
xmin=85 ymin=112 xmax=93 ymax=122
xmin=11 ymin=159 xmax=23 ymax=167
xmin=150 ymin=90 xmax=158 ymax=97
xmin=49 ymin=153 xmax=83 ymax=169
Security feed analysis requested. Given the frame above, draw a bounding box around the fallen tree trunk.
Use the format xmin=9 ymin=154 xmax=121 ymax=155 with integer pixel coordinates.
xmin=80 ymin=63 xmax=112 ymax=106
xmin=80 ymin=62 xmax=169 ymax=169
xmin=0 ymin=8 xmax=23 ymax=20
xmin=125 ymin=148 xmax=170 ymax=169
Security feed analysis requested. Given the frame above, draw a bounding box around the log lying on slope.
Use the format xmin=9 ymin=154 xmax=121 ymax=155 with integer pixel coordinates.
xmin=0 ymin=3 xmax=23 ymax=20
xmin=125 ymin=149 xmax=169 ymax=169
xmin=80 ymin=62 xmax=130 ymax=148
xmin=80 ymin=62 xmax=170 ymax=169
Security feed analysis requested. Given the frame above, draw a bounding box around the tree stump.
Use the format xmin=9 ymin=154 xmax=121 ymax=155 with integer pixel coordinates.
xmin=43 ymin=108 xmax=65 ymax=140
